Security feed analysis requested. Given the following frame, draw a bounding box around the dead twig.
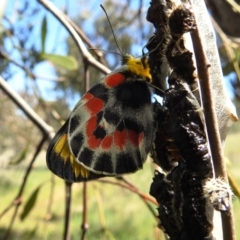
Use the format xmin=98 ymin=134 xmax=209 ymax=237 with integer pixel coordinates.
xmin=190 ymin=0 xmax=236 ymax=239
xmin=37 ymin=0 xmax=110 ymax=75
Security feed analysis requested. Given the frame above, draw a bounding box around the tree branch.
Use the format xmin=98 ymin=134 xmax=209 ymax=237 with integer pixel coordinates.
xmin=98 ymin=178 xmax=158 ymax=207
xmin=63 ymin=182 xmax=72 ymax=240
xmin=190 ymin=0 xmax=236 ymax=239
xmin=3 ymin=136 xmax=47 ymax=240
xmin=0 ymin=76 xmax=54 ymax=138
xmin=37 ymin=0 xmax=110 ymax=75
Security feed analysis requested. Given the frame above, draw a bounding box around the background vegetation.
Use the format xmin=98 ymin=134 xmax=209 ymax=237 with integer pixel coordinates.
xmin=1 ymin=0 xmax=240 ymax=239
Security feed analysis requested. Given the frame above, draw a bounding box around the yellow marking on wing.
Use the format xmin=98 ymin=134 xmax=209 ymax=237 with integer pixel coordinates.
xmin=54 ymin=134 xmax=90 ymax=178
xmin=124 ymin=54 xmax=152 ymax=82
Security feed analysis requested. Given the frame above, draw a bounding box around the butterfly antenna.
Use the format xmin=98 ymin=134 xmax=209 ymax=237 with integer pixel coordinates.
xmin=141 ymin=36 xmax=164 ymax=58
xmin=89 ymin=48 xmax=122 ymax=57
xmin=100 ymin=4 xmax=124 ymax=56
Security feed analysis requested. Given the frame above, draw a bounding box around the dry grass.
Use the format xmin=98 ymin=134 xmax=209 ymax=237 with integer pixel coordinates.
xmin=0 ymin=121 xmax=240 ymax=240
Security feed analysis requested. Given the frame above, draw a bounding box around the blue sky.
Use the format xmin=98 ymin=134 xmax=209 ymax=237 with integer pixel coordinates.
xmin=3 ymin=0 xmax=153 ymax=104
xmin=4 ymin=0 xmax=73 ymax=100
xmin=2 ymin=0 xmax=235 ymax=105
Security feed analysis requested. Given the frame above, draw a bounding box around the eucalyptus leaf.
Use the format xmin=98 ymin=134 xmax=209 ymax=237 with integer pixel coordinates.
xmin=20 ymin=185 xmax=42 ymax=221
xmin=41 ymin=53 xmax=78 ymax=70
xmin=41 ymin=16 xmax=47 ymax=54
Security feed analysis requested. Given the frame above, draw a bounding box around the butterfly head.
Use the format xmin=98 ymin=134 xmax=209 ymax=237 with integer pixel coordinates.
xmin=122 ymin=54 xmax=152 ymax=83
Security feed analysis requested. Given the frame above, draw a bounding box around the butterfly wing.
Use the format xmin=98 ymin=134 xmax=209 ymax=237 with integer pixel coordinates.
xmin=46 ymin=119 xmax=106 ymax=182
xmin=68 ymin=72 xmax=155 ymax=176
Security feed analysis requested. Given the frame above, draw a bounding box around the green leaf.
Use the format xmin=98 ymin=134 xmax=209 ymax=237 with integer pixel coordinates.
xmin=10 ymin=144 xmax=29 ymax=165
xmin=41 ymin=53 xmax=78 ymax=70
xmin=20 ymin=185 xmax=42 ymax=221
xmin=41 ymin=16 xmax=47 ymax=54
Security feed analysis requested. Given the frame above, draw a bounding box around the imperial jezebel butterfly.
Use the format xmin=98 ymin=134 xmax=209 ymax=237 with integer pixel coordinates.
xmin=46 ymin=54 xmax=156 ymax=182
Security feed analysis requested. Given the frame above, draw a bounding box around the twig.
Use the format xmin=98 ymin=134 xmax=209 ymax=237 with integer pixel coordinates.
xmin=117 ymin=176 xmax=158 ymax=217
xmin=98 ymin=178 xmax=158 ymax=206
xmin=45 ymin=174 xmax=55 ymax=221
xmin=0 ymin=202 xmax=16 ymax=220
xmin=0 ymin=76 xmax=54 ymax=139
xmin=228 ymin=172 xmax=240 ymax=200
xmin=3 ymin=136 xmax=47 ymax=240
xmin=37 ymin=0 xmax=110 ymax=75
xmin=190 ymin=0 xmax=236 ymax=239
xmin=63 ymin=181 xmax=72 ymax=240
xmin=118 ymin=176 xmax=139 ymax=189
xmin=190 ymin=10 xmax=225 ymax=182
xmin=93 ymin=183 xmax=107 ymax=231
xmin=64 ymin=15 xmax=108 ymax=67
xmin=210 ymin=17 xmax=240 ymax=83
xmin=80 ymin=56 xmax=90 ymax=240
xmin=225 ymin=0 xmax=240 ymax=14
xmin=81 ymin=183 xmax=88 ymax=240
xmin=0 ymin=50 xmax=36 ymax=80
xmin=0 ymin=49 xmax=67 ymax=82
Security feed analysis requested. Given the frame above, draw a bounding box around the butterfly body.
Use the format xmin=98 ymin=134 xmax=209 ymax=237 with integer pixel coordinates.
xmin=47 ymin=54 xmax=155 ymax=182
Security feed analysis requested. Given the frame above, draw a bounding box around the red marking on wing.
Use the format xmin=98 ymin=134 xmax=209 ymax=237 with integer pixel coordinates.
xmin=101 ymin=135 xmax=113 ymax=150
xmin=86 ymin=117 xmax=97 ymax=136
xmin=88 ymin=135 xmax=101 ymax=149
xmin=138 ymin=132 xmax=144 ymax=144
xmin=85 ymin=97 xmax=104 ymax=115
xmin=82 ymin=92 xmax=94 ymax=101
xmin=105 ymin=73 xmax=125 ymax=88
xmin=114 ymin=130 xmax=127 ymax=150
xmin=128 ymin=130 xmax=144 ymax=146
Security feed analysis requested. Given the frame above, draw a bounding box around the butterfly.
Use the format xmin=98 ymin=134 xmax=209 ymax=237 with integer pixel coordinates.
xmin=46 ymin=54 xmax=156 ymax=182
